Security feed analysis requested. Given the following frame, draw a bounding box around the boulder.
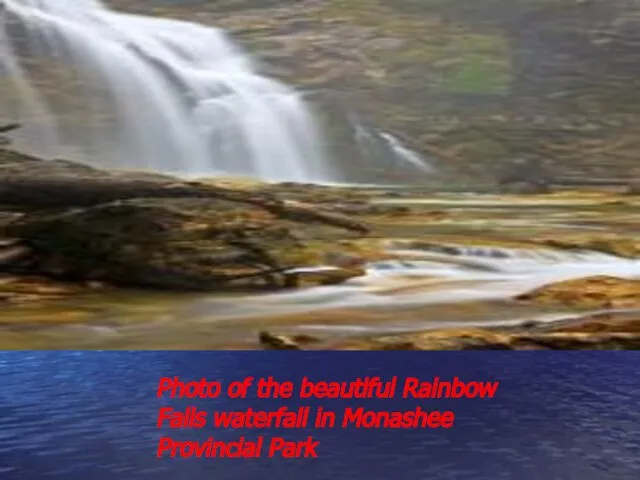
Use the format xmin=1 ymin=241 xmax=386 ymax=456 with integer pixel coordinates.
xmin=331 ymin=324 xmax=640 ymax=350
xmin=259 ymin=331 xmax=302 ymax=350
xmin=541 ymin=236 xmax=639 ymax=259
xmin=5 ymin=197 xmax=366 ymax=290
xmin=0 ymin=275 xmax=88 ymax=304
xmin=0 ymin=150 xmax=370 ymax=291
xmin=497 ymin=157 xmax=552 ymax=193
xmin=516 ymin=275 xmax=640 ymax=309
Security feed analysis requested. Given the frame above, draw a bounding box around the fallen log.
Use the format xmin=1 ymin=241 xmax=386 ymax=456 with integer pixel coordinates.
xmin=0 ymin=244 xmax=31 ymax=268
xmin=552 ymin=176 xmax=631 ymax=187
xmin=0 ymin=176 xmax=370 ymax=234
xmin=0 ymin=123 xmax=20 ymax=134
xmin=0 ymin=124 xmax=20 ymax=146
xmin=0 ymin=176 xmax=262 ymax=207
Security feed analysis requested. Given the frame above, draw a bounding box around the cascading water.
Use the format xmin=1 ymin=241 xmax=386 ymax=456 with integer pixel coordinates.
xmin=182 ymin=243 xmax=640 ymax=323
xmin=350 ymin=112 xmax=433 ymax=175
xmin=0 ymin=0 xmax=333 ymax=182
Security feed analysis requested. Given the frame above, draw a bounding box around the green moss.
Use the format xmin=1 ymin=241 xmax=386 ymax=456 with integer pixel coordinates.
xmin=433 ymin=33 xmax=511 ymax=93
xmin=441 ymin=58 xmax=509 ymax=93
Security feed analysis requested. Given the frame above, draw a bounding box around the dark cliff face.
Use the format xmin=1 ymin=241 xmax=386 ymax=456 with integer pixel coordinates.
xmin=505 ymin=1 xmax=640 ymax=112
xmin=68 ymin=1 xmax=640 ymax=184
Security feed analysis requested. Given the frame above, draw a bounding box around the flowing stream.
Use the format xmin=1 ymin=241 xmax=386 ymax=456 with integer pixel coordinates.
xmin=0 ymin=193 xmax=638 ymax=348
xmin=182 ymin=244 xmax=639 ymax=324
xmin=1 ymin=234 xmax=637 ymax=348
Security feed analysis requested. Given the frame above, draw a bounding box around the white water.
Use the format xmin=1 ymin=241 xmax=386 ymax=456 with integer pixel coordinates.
xmin=378 ymin=132 xmax=434 ymax=173
xmin=0 ymin=0 xmax=332 ymax=182
xmin=351 ymin=115 xmax=433 ymax=174
xmin=190 ymin=245 xmax=640 ymax=322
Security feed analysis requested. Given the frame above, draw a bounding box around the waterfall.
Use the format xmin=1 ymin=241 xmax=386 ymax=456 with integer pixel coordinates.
xmin=0 ymin=0 xmax=334 ymax=182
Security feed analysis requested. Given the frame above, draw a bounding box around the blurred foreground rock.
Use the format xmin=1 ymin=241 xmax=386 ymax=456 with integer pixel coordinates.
xmin=333 ymin=328 xmax=640 ymax=351
xmin=0 ymin=275 xmax=90 ymax=304
xmin=0 ymin=149 xmax=369 ymax=291
xmin=497 ymin=157 xmax=552 ymax=194
xmin=298 ymin=315 xmax=640 ymax=351
xmin=266 ymin=275 xmax=640 ymax=350
xmin=540 ymin=236 xmax=639 ymax=259
xmin=516 ymin=276 xmax=640 ymax=309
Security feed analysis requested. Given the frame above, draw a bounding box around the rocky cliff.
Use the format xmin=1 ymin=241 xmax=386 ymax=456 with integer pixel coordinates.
xmin=103 ymin=0 xmax=640 ymax=186
xmin=4 ymin=0 xmax=636 ymax=186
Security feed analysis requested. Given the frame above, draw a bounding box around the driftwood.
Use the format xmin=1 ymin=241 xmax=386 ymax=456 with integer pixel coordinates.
xmin=0 ymin=176 xmax=370 ymax=234
xmin=0 ymin=244 xmax=31 ymax=268
xmin=552 ymin=177 xmax=631 ymax=187
xmin=0 ymin=123 xmax=20 ymax=145
xmin=0 ymin=123 xmax=20 ymax=134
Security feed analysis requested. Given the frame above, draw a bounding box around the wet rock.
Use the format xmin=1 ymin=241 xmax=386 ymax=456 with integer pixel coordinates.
xmin=339 ymin=329 xmax=514 ymax=351
xmin=512 ymin=333 xmax=640 ymax=350
xmin=339 ymin=203 xmax=412 ymax=217
xmin=379 ymin=341 xmax=421 ymax=350
xmin=336 ymin=325 xmax=640 ymax=350
xmin=516 ymin=276 xmax=640 ymax=309
xmin=0 ymin=149 xmax=101 ymax=177
xmin=0 ymin=275 xmax=85 ymax=304
xmin=0 ymin=211 xmax=24 ymax=228
xmin=241 ymin=183 xmax=415 ymax=218
xmin=0 ymin=151 xmax=370 ymax=290
xmin=291 ymin=333 xmax=321 ymax=345
xmin=331 ymin=310 xmax=640 ymax=351
xmin=1 ymin=148 xmax=184 ymax=184
xmin=0 ymin=244 xmax=31 ymax=268
xmin=0 ymin=124 xmax=20 ymax=147
xmin=396 ymin=240 xmax=509 ymax=260
xmin=520 ymin=320 xmax=541 ymax=330
xmin=541 ymin=236 xmax=639 ymax=258
xmin=0 ymin=177 xmax=369 ymax=235
xmin=325 ymin=251 xmax=366 ymax=268
xmin=501 ymin=182 xmax=551 ymax=195
xmin=0 ymin=124 xmax=20 ymax=135
xmin=287 ymin=266 xmax=366 ymax=287
xmin=553 ymin=315 xmax=640 ymax=334
xmin=6 ymin=197 xmax=365 ymax=290
xmin=259 ymin=331 xmax=301 ymax=350
xmin=380 ymin=191 xmax=405 ymax=198
xmin=497 ymin=157 xmax=552 ymax=194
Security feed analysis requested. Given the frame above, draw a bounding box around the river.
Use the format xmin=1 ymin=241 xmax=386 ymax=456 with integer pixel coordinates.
xmin=0 ymin=192 xmax=638 ymax=349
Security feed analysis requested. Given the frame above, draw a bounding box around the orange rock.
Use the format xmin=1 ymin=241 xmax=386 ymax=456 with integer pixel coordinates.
xmin=516 ymin=275 xmax=640 ymax=309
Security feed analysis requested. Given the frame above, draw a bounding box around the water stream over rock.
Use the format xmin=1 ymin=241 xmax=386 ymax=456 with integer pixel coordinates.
xmin=1 ymin=236 xmax=637 ymax=349
xmin=185 ymin=245 xmax=640 ymax=321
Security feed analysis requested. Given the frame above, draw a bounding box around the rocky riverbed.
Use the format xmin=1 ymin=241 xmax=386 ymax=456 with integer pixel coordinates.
xmin=0 ymin=148 xmax=638 ymax=350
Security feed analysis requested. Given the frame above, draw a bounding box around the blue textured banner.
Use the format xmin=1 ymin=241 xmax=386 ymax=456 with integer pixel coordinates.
xmin=0 ymin=352 xmax=639 ymax=479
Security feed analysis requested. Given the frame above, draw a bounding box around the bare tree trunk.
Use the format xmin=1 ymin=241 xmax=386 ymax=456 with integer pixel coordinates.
xmin=0 ymin=176 xmax=370 ymax=233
